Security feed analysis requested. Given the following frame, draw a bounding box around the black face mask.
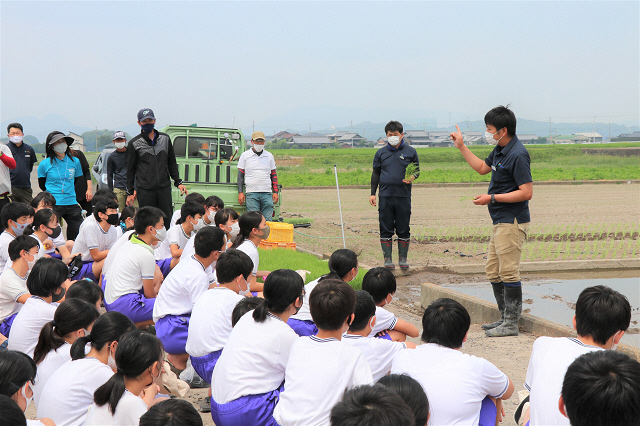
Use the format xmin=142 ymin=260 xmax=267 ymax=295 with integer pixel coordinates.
xmin=105 ymin=214 xmax=120 ymax=226
xmin=51 ymin=287 xmax=66 ymax=303
xmin=46 ymin=225 xmax=62 ymax=239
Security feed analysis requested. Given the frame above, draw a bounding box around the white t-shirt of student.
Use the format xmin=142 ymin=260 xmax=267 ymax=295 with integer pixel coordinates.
xmin=342 ymin=333 xmax=406 ymax=381
xmin=7 ymin=297 xmax=57 ymax=358
xmin=212 ymin=312 xmax=298 ymax=403
xmin=288 ymin=278 xmax=320 ymax=322
xmin=0 ymin=231 xmax=16 ymax=271
xmin=104 ymin=240 xmax=156 ymax=305
xmin=186 ymin=287 xmax=244 ymax=358
xmin=170 ymin=210 xmax=181 ymax=228
xmin=153 ymin=255 xmax=210 ymax=322
xmin=72 ymin=221 xmax=121 ymax=262
xmin=29 ymin=233 xmax=47 ymax=259
xmin=38 ymin=357 xmax=114 ymax=426
xmin=85 ymin=389 xmax=148 ymax=426
xmin=33 ymin=342 xmax=72 ymax=409
xmin=525 ymin=336 xmax=603 ymax=426
xmin=236 ymin=240 xmax=259 ymax=276
xmin=179 ymin=237 xmax=217 ymax=283
xmin=273 ymin=336 xmax=373 ymax=426
xmin=102 ymin=230 xmax=135 ymax=276
xmin=45 ymin=232 xmax=67 ymax=255
xmin=391 ymin=343 xmax=510 ymax=426
xmin=0 ymin=267 xmax=28 ymax=321
xmin=237 ymin=149 xmax=276 ymax=193
xmin=79 ymin=214 xmax=97 ymax=232
xmin=369 ymin=306 xmax=398 ymax=337
xmin=154 ymin=224 xmax=191 ymax=260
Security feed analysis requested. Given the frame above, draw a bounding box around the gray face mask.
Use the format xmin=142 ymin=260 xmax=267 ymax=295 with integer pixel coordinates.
xmin=52 ymin=143 xmax=67 ymax=154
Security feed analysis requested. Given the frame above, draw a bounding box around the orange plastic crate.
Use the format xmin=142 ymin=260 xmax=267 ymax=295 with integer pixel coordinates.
xmin=265 ymin=221 xmax=294 ymax=243
xmin=259 ymin=241 xmax=297 ymax=251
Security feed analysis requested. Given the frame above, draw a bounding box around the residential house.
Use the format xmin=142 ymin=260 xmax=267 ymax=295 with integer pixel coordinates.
xmin=68 ymin=132 xmax=86 ymax=152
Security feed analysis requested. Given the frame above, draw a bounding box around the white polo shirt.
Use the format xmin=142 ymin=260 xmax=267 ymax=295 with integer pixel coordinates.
xmin=169 ymin=210 xmax=181 ymax=228
xmin=33 ymin=342 xmax=72 ymax=409
xmin=237 ymin=240 xmax=259 ymax=276
xmin=29 ymin=233 xmax=46 ymax=258
xmin=38 ymin=357 xmax=114 ymax=426
xmin=104 ymin=239 xmax=156 ymax=304
xmin=186 ymin=287 xmax=244 ymax=358
xmin=369 ymin=306 xmax=398 ymax=337
xmin=273 ymin=335 xmax=373 ymax=426
xmin=85 ymin=389 xmax=148 ymax=426
xmin=238 ymin=149 xmax=276 ymax=193
xmin=7 ymin=296 xmax=57 ymax=358
xmin=392 ymin=343 xmax=510 ymax=426
xmin=212 ymin=312 xmax=298 ymax=404
xmin=72 ymin=221 xmax=121 ymax=262
xmin=154 ymin=224 xmax=191 ymax=260
xmin=525 ymin=336 xmax=603 ymax=426
xmin=289 ymin=278 xmax=320 ymax=322
xmin=153 ymin=255 xmax=210 ymax=322
xmin=342 ymin=333 xmax=406 ymax=381
xmin=102 ymin=230 xmax=135 ymax=276
xmin=179 ymin=236 xmax=218 ymax=284
xmin=78 ymin=214 xmax=97 ymax=232
xmin=0 ymin=267 xmax=28 ymax=322
xmin=0 ymin=231 xmax=16 ymax=271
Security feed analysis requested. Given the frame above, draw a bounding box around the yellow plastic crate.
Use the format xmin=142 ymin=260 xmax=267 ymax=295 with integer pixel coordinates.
xmin=265 ymin=221 xmax=294 ymax=243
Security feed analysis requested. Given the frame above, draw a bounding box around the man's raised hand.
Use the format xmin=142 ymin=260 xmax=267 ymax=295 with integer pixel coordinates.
xmin=450 ymin=124 xmax=465 ymax=149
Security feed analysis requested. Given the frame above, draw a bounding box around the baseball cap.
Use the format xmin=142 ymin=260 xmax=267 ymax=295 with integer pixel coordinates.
xmin=46 ymin=131 xmax=74 ymax=146
xmin=251 ymin=131 xmax=266 ymax=141
xmin=137 ymin=108 xmax=156 ymax=122
xmin=113 ymin=131 xmax=126 ymax=141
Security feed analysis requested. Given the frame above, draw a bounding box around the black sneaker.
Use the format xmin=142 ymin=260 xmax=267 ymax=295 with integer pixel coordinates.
xmin=199 ymin=396 xmax=211 ymax=413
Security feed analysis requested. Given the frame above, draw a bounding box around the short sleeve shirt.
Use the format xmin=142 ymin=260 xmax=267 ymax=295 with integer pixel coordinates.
xmin=0 ymin=268 xmax=28 ymax=321
xmin=37 ymin=155 xmax=84 ymax=206
xmin=372 ymin=142 xmax=419 ymax=198
xmin=72 ymin=221 xmax=121 ymax=261
xmin=237 ymin=240 xmax=259 ymax=276
xmin=484 ymin=136 xmax=532 ymax=224
xmin=369 ymin=306 xmax=398 ymax=337
xmin=343 ymin=333 xmax=406 ymax=381
xmin=238 ymin=149 xmax=276 ymax=193
xmin=104 ymin=239 xmax=156 ymax=304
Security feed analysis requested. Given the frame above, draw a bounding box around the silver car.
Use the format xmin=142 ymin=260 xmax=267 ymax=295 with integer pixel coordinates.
xmin=91 ymin=148 xmax=116 ymax=191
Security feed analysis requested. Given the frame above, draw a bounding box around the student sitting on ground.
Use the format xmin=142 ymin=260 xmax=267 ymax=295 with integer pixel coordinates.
xmin=139 ymin=399 xmax=204 ymax=426
xmin=104 ymin=207 xmax=166 ymax=327
xmin=168 ymin=193 xmax=204 ymax=228
xmin=71 ymin=199 xmax=122 ymax=282
xmin=66 ymin=278 xmax=104 ymax=310
xmin=559 ymin=350 xmax=640 ymax=426
xmin=0 ymin=394 xmax=32 ymax=426
xmin=31 ymin=191 xmax=73 ymax=259
xmin=330 ymin=384 xmax=416 ymax=426
xmin=377 ymin=374 xmax=430 ymax=426
xmin=392 ymin=298 xmax=514 ymax=426
xmin=25 ymin=208 xmax=78 ymax=266
xmin=288 ymin=248 xmax=359 ymax=337
xmin=274 ymin=279 xmax=373 ymax=426
xmin=361 ymin=267 xmax=419 ymax=342
xmin=118 ymin=205 xmax=137 ymax=233
xmin=86 ymin=330 xmax=165 ymax=425
xmin=210 ymin=269 xmax=304 ymax=426
xmin=521 ymin=285 xmax=631 ymax=426
xmin=37 ymin=311 xmax=136 ymax=426
xmin=154 ymin=227 xmax=226 ymax=370
xmin=343 ymin=290 xmax=416 ymax=381
xmin=154 ymin=202 xmax=205 ymax=277
xmin=32 ymin=298 xmax=99 ymax=409
xmin=231 ymin=296 xmax=264 ymax=327
xmin=0 ymin=351 xmax=55 ymax=426
xmin=7 ymin=258 xmax=69 ymax=358
xmin=214 ymin=208 xmax=240 ymax=250
xmin=0 ymin=202 xmax=31 ymax=272
xmin=77 ymin=189 xmax=119 ymax=233
xmin=0 ymin=235 xmax=40 ymax=348
xmin=232 ymin=210 xmax=271 ymax=293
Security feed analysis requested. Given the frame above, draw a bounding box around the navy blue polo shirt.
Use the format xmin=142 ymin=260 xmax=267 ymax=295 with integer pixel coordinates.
xmin=372 ymin=141 xmax=419 ymax=198
xmin=7 ymin=141 xmax=37 ymax=188
xmin=484 ymin=135 xmax=532 ymax=224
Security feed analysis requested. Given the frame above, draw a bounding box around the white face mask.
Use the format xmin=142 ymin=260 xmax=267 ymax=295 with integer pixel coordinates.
xmin=108 ymin=352 xmax=117 ymax=370
xmin=52 ymin=142 xmax=67 ymax=154
xmin=153 ymin=227 xmax=167 ymax=242
xmin=230 ymin=222 xmax=240 ymax=238
xmin=114 ymin=142 xmax=126 ymax=149
xmin=387 ymin=136 xmax=401 ymax=146
xmin=610 ymin=330 xmax=622 ymax=350
xmin=9 ymin=135 xmax=23 ymax=144
xmin=192 ymin=217 xmax=206 ymax=231
xmin=208 ymin=210 xmax=217 ymax=223
xmin=485 ymin=130 xmax=503 ymax=146
xmin=26 ymin=252 xmax=37 ymax=271
xmin=238 ymin=276 xmax=250 ymax=296
xmin=253 ymin=143 xmax=264 ymax=152
xmin=368 ymin=317 xmax=375 ymax=330
xmin=21 ymin=383 xmax=32 ymax=413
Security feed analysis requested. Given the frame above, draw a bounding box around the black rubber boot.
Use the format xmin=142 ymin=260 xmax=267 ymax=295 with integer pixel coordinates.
xmin=398 ymin=239 xmax=410 ymax=270
xmin=481 ymin=282 xmax=505 ymax=330
xmin=486 ymin=285 xmax=522 ymax=337
xmin=381 ymin=239 xmax=394 ymax=269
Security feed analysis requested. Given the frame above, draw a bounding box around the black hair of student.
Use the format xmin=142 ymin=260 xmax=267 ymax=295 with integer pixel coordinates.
xmin=384 ymin=121 xmax=403 ymax=135
xmin=322 ymin=249 xmax=358 ymax=281
xmin=33 ymin=298 xmax=99 ymax=364
xmin=421 ymin=298 xmax=470 ymax=348
xmin=7 ymin=234 xmax=39 ymax=262
xmin=7 ymin=123 xmax=23 ymax=134
xmin=26 ymin=257 xmax=67 ymax=297
xmin=253 ymin=269 xmax=304 ymax=323
xmin=0 ymin=350 xmax=37 ymax=397
xmin=93 ymin=199 xmax=119 ymax=221
xmin=330 ymin=384 xmax=415 ymax=426
xmin=231 ymin=210 xmax=264 ymax=248
xmin=310 ymin=279 xmax=356 ymax=331
xmin=31 ymin=191 xmax=57 ymax=209
xmin=1 ymin=202 xmax=30 ymax=230
xmin=216 ymin=249 xmax=254 ymax=284
xmin=45 ymin=131 xmax=76 ymax=161
xmin=70 ymin=311 xmax=136 ymax=360
xmin=66 ymin=278 xmax=104 ymax=307
xmin=377 ymin=374 xmax=429 ymax=426
xmin=214 ymin=208 xmax=239 ymax=227
xmin=194 ymin=226 xmax=226 ymax=257
xmin=575 ymin=285 xmax=631 ymax=345
xmin=94 ymin=330 xmax=164 ymax=415
xmin=349 ymin=290 xmax=377 ymax=332
xmin=27 ymin=205 xmax=35 ymax=218
xmin=232 ymin=297 xmax=264 ymax=327
xmin=183 ymin=192 xmax=206 ymax=206
xmin=177 ymin=201 xmax=205 ymax=225
xmin=361 ymin=267 xmax=396 ymax=305
xmin=119 ymin=205 xmax=137 ymax=229
xmin=205 ymin=195 xmax=224 ymax=209
xmin=134 ymin=207 xmax=165 ymax=235
xmin=484 ymin=105 xmax=517 ymax=136
xmin=139 ymin=398 xmax=203 ymax=426
xmin=0 ymin=394 xmax=27 ymax=426
xmin=24 ymin=208 xmax=57 ymax=238
xmin=562 ymin=351 xmax=640 ymax=426
xmin=92 ymin=188 xmax=118 ymax=205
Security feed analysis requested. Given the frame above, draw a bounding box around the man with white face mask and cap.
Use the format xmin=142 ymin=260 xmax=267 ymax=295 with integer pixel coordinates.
xmin=107 ymin=130 xmax=131 ymax=212
xmin=237 ymin=131 xmax=279 ymax=220
xmin=370 ymin=121 xmax=420 ymax=270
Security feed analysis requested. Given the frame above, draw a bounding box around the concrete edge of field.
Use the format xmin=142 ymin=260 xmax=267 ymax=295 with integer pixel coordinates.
xmin=420 ymin=282 xmax=640 ymax=361
xmin=426 ymin=258 xmax=640 ymax=275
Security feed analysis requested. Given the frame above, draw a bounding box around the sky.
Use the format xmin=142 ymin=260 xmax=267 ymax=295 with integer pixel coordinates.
xmin=1 ymin=0 xmax=638 ymax=134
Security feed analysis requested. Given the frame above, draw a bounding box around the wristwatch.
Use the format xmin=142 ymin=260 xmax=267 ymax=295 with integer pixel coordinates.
xmin=490 ymin=194 xmax=496 ymax=204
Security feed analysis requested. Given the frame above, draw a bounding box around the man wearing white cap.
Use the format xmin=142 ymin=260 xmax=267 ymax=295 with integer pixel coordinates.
xmin=108 ymin=131 xmax=130 ymax=211
xmin=237 ymin=131 xmax=278 ymax=220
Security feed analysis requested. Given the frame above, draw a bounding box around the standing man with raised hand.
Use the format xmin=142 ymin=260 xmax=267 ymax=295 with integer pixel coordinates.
xmin=237 ymin=131 xmax=279 ymax=221
xmin=126 ymin=108 xmax=188 ymax=223
xmin=369 ymin=121 xmax=419 ymax=270
xmin=450 ymin=105 xmax=532 ymax=337
xmin=6 ymin=123 xmax=36 ymax=204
